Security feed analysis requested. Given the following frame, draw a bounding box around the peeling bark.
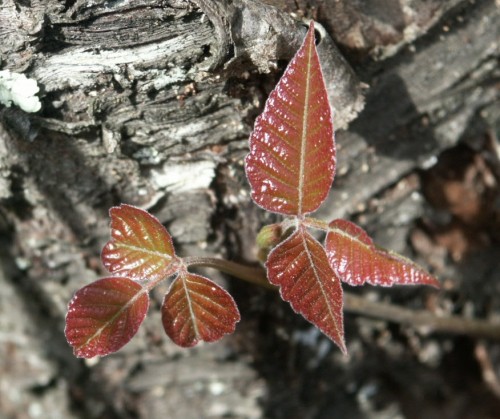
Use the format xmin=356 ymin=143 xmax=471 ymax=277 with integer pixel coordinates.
xmin=1 ymin=0 xmax=499 ymax=417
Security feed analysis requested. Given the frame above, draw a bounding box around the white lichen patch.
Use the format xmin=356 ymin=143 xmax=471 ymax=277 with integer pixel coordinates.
xmin=0 ymin=70 xmax=41 ymax=113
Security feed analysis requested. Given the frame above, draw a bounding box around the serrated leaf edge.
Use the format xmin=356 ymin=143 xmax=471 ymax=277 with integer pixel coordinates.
xmin=327 ymin=222 xmax=440 ymax=288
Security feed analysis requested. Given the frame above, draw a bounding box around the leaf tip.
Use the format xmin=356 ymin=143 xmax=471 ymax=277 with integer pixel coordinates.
xmin=244 ymin=18 xmax=335 ymax=216
xmin=266 ymin=228 xmax=347 ymax=353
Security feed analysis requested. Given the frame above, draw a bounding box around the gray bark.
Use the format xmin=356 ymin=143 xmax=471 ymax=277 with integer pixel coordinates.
xmin=1 ymin=0 xmax=499 ymax=417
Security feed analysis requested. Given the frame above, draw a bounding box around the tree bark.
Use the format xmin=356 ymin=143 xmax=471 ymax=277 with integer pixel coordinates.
xmin=1 ymin=0 xmax=499 ymax=417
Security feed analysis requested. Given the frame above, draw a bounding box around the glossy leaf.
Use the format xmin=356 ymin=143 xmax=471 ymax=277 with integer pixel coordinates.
xmin=266 ymin=227 xmax=346 ymax=353
xmin=161 ymin=271 xmax=240 ymax=347
xmin=102 ymin=204 xmax=177 ymax=281
xmin=326 ymin=219 xmax=440 ymax=287
xmin=65 ymin=277 xmax=149 ymax=358
xmin=245 ymin=21 xmax=335 ymax=216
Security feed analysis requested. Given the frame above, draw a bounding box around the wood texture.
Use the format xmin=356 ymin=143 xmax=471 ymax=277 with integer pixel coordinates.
xmin=1 ymin=0 xmax=499 ymax=417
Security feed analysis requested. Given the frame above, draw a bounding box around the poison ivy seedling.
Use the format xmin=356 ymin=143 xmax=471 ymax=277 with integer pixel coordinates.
xmin=65 ymin=22 xmax=439 ymax=358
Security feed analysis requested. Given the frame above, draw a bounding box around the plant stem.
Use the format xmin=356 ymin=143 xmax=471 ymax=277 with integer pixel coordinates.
xmin=184 ymin=256 xmax=500 ymax=341
xmin=183 ymin=256 xmax=275 ymax=289
xmin=343 ymin=293 xmax=500 ymax=341
xmin=302 ymin=216 xmax=329 ymax=231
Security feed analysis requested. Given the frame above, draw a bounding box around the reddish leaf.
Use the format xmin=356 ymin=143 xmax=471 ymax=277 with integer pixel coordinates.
xmin=161 ymin=272 xmax=240 ymax=347
xmin=245 ymin=21 xmax=335 ymax=216
xmin=326 ymin=219 xmax=440 ymax=287
xmin=102 ymin=204 xmax=177 ymax=281
xmin=65 ymin=277 xmax=149 ymax=358
xmin=266 ymin=227 xmax=346 ymax=353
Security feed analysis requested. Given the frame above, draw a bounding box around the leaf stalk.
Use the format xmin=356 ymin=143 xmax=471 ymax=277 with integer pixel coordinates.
xmin=184 ymin=256 xmax=500 ymax=342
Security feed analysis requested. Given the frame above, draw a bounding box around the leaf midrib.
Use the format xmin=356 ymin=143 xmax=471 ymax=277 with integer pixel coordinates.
xmin=180 ymin=274 xmax=201 ymax=341
xmin=77 ymin=285 xmax=147 ymax=355
xmin=300 ymin=230 xmax=342 ymax=343
xmin=298 ymin=34 xmax=313 ymax=215
xmin=117 ymin=242 xmax=173 ymax=261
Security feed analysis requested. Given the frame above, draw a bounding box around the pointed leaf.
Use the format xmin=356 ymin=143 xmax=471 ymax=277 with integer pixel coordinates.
xmin=326 ymin=219 xmax=440 ymax=287
xmin=65 ymin=277 xmax=149 ymax=358
xmin=102 ymin=204 xmax=177 ymax=281
xmin=245 ymin=21 xmax=335 ymax=216
xmin=161 ymin=272 xmax=240 ymax=347
xmin=266 ymin=227 xmax=346 ymax=352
